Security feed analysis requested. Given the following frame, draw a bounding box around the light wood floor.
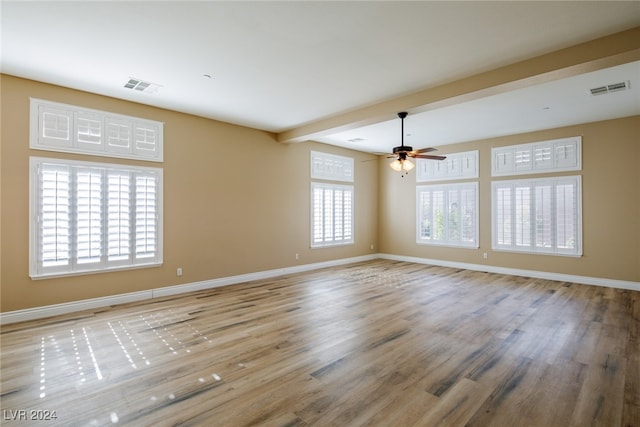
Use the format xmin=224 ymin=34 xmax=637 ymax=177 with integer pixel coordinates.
xmin=1 ymin=260 xmax=638 ymax=426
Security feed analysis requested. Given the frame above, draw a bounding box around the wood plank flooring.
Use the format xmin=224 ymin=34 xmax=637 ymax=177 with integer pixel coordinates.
xmin=1 ymin=260 xmax=638 ymax=426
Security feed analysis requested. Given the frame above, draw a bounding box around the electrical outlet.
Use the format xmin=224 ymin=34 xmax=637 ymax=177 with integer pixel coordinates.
xmin=295 ymin=253 xmax=299 ymax=260
xmin=483 ymin=252 xmax=488 ymax=259
xmin=177 ymin=267 xmax=183 ymax=276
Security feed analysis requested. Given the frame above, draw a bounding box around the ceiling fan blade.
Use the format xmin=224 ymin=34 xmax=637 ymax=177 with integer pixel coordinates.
xmin=412 ymin=154 xmax=447 ymax=160
xmin=414 ymin=147 xmax=437 ymax=154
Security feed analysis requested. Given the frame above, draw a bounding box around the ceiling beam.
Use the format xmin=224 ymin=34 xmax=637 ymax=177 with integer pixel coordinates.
xmin=276 ymin=26 xmax=640 ymax=144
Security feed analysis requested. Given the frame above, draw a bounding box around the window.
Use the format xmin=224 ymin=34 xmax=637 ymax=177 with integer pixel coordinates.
xmin=311 ymin=182 xmax=354 ymax=247
xmin=30 ymin=157 xmax=163 ymax=278
xmin=30 ymin=98 xmax=164 ymax=162
xmin=310 ymin=151 xmax=354 ymax=248
xmin=417 ymin=182 xmax=478 ymax=248
xmin=491 ymin=136 xmax=581 ymax=177
xmin=310 ymin=151 xmax=354 ymax=182
xmin=416 ymin=150 xmax=478 ymax=182
xmin=492 ymin=176 xmax=581 ymax=256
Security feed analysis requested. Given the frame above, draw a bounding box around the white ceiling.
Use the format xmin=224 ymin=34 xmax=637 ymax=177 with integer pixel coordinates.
xmin=2 ymin=1 xmax=639 ymax=154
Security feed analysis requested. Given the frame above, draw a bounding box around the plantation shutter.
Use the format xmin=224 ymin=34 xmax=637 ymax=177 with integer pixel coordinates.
xmin=38 ymin=104 xmax=74 ymax=149
xmin=38 ymin=163 xmax=71 ymax=270
xmin=31 ymin=158 xmax=162 ymax=278
xmin=534 ymin=183 xmax=553 ymax=250
xmin=416 ymin=182 xmax=478 ymax=248
xmin=76 ymin=167 xmax=103 ymax=265
xmin=135 ymin=174 xmax=158 ymax=258
xmin=31 ymin=99 xmax=164 ymax=162
xmin=76 ymin=111 xmax=104 ymax=151
xmin=492 ymin=176 xmax=581 ymax=255
xmin=311 ymin=183 xmax=354 ymax=247
xmin=555 ymin=179 xmax=579 ymax=253
xmin=494 ymin=186 xmax=512 ymax=247
xmin=514 ymin=184 xmax=531 ymax=248
xmin=107 ymin=171 xmax=131 ymax=262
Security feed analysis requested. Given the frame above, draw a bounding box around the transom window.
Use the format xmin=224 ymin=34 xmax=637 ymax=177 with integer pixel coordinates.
xmin=30 ymin=98 xmax=164 ymax=162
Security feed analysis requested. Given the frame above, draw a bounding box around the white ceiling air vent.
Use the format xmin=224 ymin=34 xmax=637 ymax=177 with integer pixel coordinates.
xmin=589 ymin=81 xmax=630 ymax=96
xmin=124 ymin=78 xmax=161 ymax=93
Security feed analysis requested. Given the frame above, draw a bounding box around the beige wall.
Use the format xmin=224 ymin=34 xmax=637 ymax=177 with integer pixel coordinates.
xmin=1 ymin=74 xmax=639 ymax=314
xmin=0 ymin=75 xmax=379 ymax=312
xmin=379 ymin=115 xmax=640 ymax=282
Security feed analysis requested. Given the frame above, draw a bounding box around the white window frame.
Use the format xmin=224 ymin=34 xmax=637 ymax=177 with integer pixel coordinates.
xmin=491 ymin=136 xmax=581 ymax=177
xmin=30 ymin=157 xmax=163 ymax=279
xmin=30 ymin=98 xmax=164 ymax=162
xmin=310 ymin=151 xmax=354 ymax=182
xmin=416 ymin=150 xmax=478 ymax=182
xmin=416 ymin=182 xmax=479 ymax=248
xmin=311 ymin=182 xmax=354 ymax=248
xmin=492 ymin=176 xmax=582 ymax=256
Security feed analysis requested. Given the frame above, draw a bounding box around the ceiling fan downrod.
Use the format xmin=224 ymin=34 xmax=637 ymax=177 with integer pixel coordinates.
xmin=395 ymin=111 xmax=412 ymax=153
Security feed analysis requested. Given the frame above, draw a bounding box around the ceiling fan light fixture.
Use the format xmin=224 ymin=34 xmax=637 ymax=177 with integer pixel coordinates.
xmin=389 ymin=158 xmax=414 ymax=172
xmin=389 ymin=159 xmax=403 ymax=172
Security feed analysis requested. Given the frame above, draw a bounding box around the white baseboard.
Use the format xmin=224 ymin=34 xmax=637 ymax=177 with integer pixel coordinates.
xmin=0 ymin=290 xmax=154 ymax=325
xmin=378 ymin=253 xmax=640 ymax=292
xmin=0 ymin=254 xmax=377 ymax=325
xmin=2 ymin=253 xmax=637 ymax=325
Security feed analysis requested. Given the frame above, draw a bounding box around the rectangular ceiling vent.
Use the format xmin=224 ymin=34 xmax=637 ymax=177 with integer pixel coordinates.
xmin=124 ymin=78 xmax=161 ymax=94
xmin=589 ymin=81 xmax=630 ymax=96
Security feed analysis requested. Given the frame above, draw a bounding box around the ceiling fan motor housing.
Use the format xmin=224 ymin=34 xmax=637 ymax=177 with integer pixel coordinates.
xmin=393 ymin=145 xmax=413 ymax=154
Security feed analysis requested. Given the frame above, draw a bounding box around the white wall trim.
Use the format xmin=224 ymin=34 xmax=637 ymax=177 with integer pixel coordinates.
xmin=2 ymin=252 xmax=638 ymax=325
xmin=378 ymin=253 xmax=640 ymax=292
xmin=0 ymin=290 xmax=153 ymax=325
xmin=0 ymin=254 xmax=377 ymax=325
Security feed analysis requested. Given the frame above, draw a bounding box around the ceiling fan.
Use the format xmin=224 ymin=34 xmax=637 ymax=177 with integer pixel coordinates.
xmin=385 ymin=112 xmax=445 ymax=176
